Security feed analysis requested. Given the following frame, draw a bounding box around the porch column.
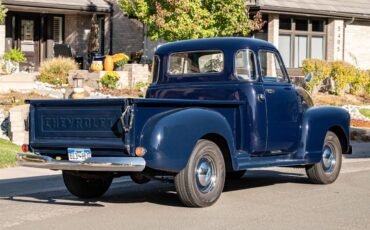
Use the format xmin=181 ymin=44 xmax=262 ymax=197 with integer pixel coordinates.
xmin=327 ymin=19 xmax=344 ymax=61
xmin=0 ymin=25 xmax=5 ymax=56
xmin=46 ymin=15 xmax=54 ymax=59
xmin=268 ymin=14 xmax=279 ymax=47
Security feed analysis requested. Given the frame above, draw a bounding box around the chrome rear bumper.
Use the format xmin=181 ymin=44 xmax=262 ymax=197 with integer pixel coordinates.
xmin=17 ymin=153 xmax=146 ymax=172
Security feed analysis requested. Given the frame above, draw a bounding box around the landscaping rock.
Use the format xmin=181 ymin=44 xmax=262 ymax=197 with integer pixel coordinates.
xmin=342 ymin=105 xmax=370 ymax=122
xmin=33 ymin=81 xmax=65 ymax=99
xmin=9 ymin=104 xmax=30 ymax=145
xmin=0 ymin=108 xmax=9 ymax=140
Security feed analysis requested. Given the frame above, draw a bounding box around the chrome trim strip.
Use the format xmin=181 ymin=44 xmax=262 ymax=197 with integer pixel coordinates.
xmin=17 ymin=153 xmax=146 ymax=172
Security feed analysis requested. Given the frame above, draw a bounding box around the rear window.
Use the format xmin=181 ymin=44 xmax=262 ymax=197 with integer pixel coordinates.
xmin=168 ymin=50 xmax=224 ymax=76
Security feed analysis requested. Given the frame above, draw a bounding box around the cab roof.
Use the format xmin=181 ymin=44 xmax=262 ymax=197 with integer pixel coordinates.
xmin=155 ymin=37 xmax=275 ymax=55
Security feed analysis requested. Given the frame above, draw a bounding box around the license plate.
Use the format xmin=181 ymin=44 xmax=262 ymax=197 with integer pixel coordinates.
xmin=68 ymin=148 xmax=92 ymax=162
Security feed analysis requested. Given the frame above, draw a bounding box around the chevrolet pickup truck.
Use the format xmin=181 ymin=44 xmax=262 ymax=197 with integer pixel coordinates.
xmin=18 ymin=38 xmax=351 ymax=207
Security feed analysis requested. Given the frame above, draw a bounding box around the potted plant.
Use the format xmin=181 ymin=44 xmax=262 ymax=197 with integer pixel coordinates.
xmin=112 ymin=53 xmax=130 ymax=71
xmin=3 ymin=48 xmax=26 ymax=74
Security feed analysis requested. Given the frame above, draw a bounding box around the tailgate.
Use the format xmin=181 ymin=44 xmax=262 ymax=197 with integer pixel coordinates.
xmin=28 ymin=99 xmax=130 ymax=154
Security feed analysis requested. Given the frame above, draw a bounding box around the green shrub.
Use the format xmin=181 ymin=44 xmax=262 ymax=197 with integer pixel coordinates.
xmin=38 ymin=57 xmax=78 ymax=85
xmin=99 ymin=71 xmax=120 ymax=89
xmin=302 ymin=59 xmax=370 ymax=96
xmin=329 ymin=61 xmax=357 ymax=95
xmin=134 ymin=81 xmax=149 ymax=90
xmin=351 ymin=70 xmax=369 ymax=95
xmin=4 ymin=48 xmax=26 ymax=63
xmin=302 ymin=59 xmax=331 ymax=93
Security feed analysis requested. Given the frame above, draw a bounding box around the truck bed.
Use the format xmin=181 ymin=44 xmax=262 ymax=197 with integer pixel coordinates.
xmin=28 ymin=98 xmax=243 ymax=158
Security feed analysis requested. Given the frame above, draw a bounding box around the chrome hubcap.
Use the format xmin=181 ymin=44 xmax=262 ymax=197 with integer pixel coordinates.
xmin=195 ymin=155 xmax=217 ymax=193
xmin=322 ymin=145 xmax=336 ymax=173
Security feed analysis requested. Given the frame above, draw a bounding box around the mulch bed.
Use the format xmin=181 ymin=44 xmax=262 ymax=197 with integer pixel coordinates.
xmin=351 ymin=119 xmax=370 ymax=128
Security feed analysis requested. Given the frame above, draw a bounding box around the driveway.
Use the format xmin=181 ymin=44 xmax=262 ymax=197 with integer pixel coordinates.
xmin=0 ymin=142 xmax=369 ymax=230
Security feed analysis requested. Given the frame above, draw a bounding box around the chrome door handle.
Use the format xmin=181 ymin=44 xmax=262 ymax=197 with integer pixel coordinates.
xmin=257 ymin=94 xmax=265 ymax=102
xmin=265 ymin=89 xmax=275 ymax=94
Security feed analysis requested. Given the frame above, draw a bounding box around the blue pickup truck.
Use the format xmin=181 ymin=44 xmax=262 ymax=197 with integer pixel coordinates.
xmin=18 ymin=38 xmax=351 ymax=207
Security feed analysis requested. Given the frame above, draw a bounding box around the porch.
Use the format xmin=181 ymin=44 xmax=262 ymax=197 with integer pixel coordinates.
xmin=2 ymin=0 xmax=112 ymax=70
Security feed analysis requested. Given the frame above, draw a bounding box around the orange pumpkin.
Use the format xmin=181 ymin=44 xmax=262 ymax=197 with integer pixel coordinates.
xmin=104 ymin=55 xmax=114 ymax=71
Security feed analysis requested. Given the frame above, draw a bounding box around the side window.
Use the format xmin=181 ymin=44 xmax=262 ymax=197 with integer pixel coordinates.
xmin=150 ymin=55 xmax=160 ymax=83
xmin=168 ymin=51 xmax=224 ymax=76
xmin=259 ymin=50 xmax=288 ymax=83
xmin=235 ymin=49 xmax=257 ymax=80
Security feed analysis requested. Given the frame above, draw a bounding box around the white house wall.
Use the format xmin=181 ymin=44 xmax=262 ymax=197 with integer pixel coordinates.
xmin=344 ymin=20 xmax=370 ymax=69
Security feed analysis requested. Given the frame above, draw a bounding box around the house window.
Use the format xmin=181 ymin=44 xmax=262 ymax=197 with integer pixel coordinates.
xmin=53 ymin=17 xmax=63 ymax=44
xmin=279 ymin=17 xmax=327 ymax=68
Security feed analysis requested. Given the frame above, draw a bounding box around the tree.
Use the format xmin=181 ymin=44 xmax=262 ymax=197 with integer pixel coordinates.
xmin=0 ymin=1 xmax=8 ymax=25
xmin=119 ymin=0 xmax=265 ymax=41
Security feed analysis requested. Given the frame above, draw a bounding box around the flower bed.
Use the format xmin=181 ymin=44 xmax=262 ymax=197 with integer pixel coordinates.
xmin=351 ymin=119 xmax=370 ymax=128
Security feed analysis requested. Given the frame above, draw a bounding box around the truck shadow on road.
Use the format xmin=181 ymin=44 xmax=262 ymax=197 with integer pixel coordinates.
xmin=0 ymin=169 xmax=311 ymax=208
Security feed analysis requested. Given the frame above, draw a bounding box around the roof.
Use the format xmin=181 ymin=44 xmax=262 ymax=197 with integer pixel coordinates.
xmin=2 ymin=0 xmax=111 ymax=13
xmin=251 ymin=0 xmax=370 ymax=19
xmin=156 ymin=37 xmax=274 ymax=55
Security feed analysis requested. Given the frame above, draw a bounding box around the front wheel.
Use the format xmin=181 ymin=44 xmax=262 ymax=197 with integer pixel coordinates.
xmin=62 ymin=171 xmax=113 ymax=199
xmin=305 ymin=131 xmax=342 ymax=184
xmin=175 ymin=139 xmax=226 ymax=207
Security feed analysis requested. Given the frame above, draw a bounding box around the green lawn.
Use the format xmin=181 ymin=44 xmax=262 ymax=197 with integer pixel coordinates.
xmin=359 ymin=108 xmax=370 ymax=119
xmin=0 ymin=138 xmax=20 ymax=168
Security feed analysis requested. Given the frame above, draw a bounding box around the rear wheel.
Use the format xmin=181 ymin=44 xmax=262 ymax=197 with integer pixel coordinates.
xmin=62 ymin=171 xmax=113 ymax=199
xmin=305 ymin=131 xmax=342 ymax=184
xmin=175 ymin=139 xmax=226 ymax=207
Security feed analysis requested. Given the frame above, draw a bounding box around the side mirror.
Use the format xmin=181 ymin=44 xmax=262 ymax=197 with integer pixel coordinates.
xmin=305 ymin=72 xmax=312 ymax=82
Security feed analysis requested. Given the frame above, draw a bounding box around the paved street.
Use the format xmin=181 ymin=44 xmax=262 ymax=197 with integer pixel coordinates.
xmin=0 ymin=142 xmax=369 ymax=230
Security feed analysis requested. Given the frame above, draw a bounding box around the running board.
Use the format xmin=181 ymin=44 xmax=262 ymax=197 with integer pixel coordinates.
xmin=236 ymin=155 xmax=307 ymax=170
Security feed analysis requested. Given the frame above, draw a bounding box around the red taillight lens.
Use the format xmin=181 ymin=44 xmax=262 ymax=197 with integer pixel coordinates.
xmin=22 ymin=144 xmax=29 ymax=152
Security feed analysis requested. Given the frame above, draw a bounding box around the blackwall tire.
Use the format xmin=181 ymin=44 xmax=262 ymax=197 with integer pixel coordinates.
xmin=62 ymin=171 xmax=113 ymax=199
xmin=306 ymin=131 xmax=342 ymax=184
xmin=175 ymin=139 xmax=226 ymax=207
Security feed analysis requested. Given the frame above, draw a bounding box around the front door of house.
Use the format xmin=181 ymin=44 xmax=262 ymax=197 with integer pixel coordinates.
xmin=17 ymin=15 xmax=40 ymax=69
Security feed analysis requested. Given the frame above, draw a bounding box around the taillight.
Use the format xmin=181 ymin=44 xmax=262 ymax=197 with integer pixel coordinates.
xmin=22 ymin=144 xmax=29 ymax=152
xmin=135 ymin=147 xmax=147 ymax=157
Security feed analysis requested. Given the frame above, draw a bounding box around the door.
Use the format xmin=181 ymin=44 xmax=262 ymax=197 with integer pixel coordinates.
xmin=259 ymin=49 xmax=300 ymax=153
xmin=17 ymin=15 xmax=40 ymax=69
xmin=235 ymin=49 xmax=267 ymax=155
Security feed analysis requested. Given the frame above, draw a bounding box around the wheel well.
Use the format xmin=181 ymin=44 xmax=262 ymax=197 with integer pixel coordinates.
xmin=201 ymin=133 xmax=233 ymax=172
xmin=329 ymin=126 xmax=348 ymax=153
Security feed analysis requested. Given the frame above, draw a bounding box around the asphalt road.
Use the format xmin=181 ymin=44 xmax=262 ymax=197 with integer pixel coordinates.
xmin=0 ymin=142 xmax=369 ymax=230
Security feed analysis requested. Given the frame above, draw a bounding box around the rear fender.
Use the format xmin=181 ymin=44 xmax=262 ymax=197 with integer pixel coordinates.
xmin=139 ymin=108 xmax=236 ymax=172
xmin=298 ymin=107 xmax=350 ymax=163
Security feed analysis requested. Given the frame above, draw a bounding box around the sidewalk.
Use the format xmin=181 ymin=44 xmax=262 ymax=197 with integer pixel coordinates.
xmin=0 ymin=167 xmax=60 ymax=180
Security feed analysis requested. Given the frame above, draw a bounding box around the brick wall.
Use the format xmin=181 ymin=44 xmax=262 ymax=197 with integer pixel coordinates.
xmin=109 ymin=0 xmax=144 ymax=55
xmin=344 ymin=20 xmax=370 ymax=70
xmin=65 ymin=14 xmax=92 ymax=67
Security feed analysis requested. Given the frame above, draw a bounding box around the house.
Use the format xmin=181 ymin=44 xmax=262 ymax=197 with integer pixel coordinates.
xmin=1 ymin=0 xmax=147 ymax=69
xmin=248 ymin=0 xmax=370 ymax=74
xmin=2 ymin=0 xmax=370 ymax=73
